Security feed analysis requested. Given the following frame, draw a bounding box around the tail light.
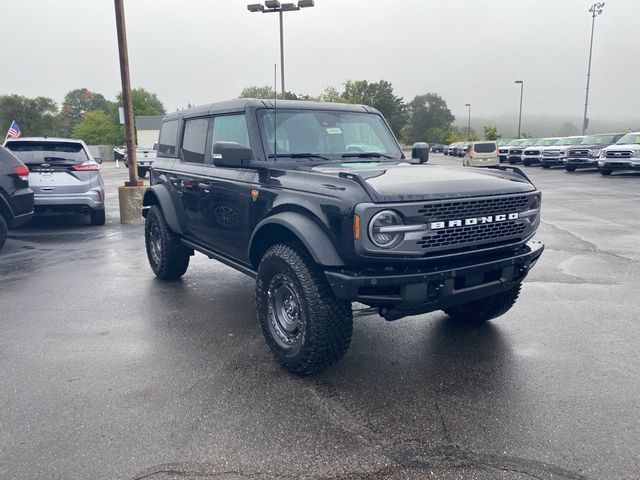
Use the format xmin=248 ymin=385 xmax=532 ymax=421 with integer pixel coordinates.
xmin=72 ymin=162 xmax=100 ymax=171
xmin=13 ymin=165 xmax=29 ymax=181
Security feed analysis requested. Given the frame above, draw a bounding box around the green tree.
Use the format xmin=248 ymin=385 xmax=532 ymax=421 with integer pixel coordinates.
xmin=111 ymin=88 xmax=166 ymax=144
xmin=0 ymin=94 xmax=59 ymax=137
xmin=317 ymin=86 xmax=342 ymax=103
xmin=483 ymin=126 xmax=501 ymax=141
xmin=59 ymin=88 xmax=111 ymax=137
xmin=239 ymin=85 xmax=305 ymax=100
xmin=341 ymin=80 xmax=407 ymax=137
xmin=73 ymin=111 xmax=120 ymax=145
xmin=401 ymin=93 xmax=455 ymax=144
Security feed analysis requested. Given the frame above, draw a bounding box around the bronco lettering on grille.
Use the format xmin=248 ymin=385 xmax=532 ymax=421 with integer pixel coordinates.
xmin=430 ymin=213 xmax=519 ymax=230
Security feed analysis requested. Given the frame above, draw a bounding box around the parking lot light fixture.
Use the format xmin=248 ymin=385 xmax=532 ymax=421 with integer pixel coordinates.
xmin=515 ymin=80 xmax=524 ymax=138
xmin=246 ymin=1 xmax=315 ymax=96
xmin=583 ymin=2 xmax=606 ymax=135
xmin=465 ymin=104 xmax=471 ymax=141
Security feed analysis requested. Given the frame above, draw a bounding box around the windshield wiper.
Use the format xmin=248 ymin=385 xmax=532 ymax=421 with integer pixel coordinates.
xmin=341 ymin=152 xmax=396 ymax=159
xmin=269 ymin=153 xmax=331 ymax=161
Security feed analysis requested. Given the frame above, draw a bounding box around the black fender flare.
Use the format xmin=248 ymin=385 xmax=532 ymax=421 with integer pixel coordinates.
xmin=249 ymin=211 xmax=345 ymax=267
xmin=142 ymin=185 xmax=184 ymax=235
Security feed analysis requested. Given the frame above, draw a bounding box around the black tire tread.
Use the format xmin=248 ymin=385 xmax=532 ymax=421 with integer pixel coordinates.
xmin=145 ymin=205 xmax=190 ymax=279
xmin=90 ymin=209 xmax=106 ymax=226
xmin=256 ymin=242 xmax=352 ymax=376
xmin=0 ymin=214 xmax=7 ymax=250
xmin=444 ymin=284 xmax=522 ymax=324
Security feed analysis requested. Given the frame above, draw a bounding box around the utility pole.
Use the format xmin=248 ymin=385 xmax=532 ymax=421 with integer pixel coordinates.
xmin=114 ymin=0 xmax=141 ymax=187
xmin=583 ymin=2 xmax=605 ymax=135
xmin=279 ymin=11 xmax=285 ymax=96
xmin=515 ymin=80 xmax=524 ymax=138
xmin=465 ymin=104 xmax=471 ymax=140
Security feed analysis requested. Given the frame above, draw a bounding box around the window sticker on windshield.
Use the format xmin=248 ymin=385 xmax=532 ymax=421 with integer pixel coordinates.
xmin=326 ymin=127 xmax=342 ymax=135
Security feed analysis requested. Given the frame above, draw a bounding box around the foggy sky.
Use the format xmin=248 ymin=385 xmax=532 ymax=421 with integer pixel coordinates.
xmin=2 ymin=0 xmax=638 ymax=123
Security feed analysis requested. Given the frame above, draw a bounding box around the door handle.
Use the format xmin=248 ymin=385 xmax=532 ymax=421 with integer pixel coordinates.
xmin=199 ymin=183 xmax=212 ymax=194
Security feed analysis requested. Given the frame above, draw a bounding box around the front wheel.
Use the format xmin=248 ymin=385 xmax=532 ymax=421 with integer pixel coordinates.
xmin=0 ymin=215 xmax=7 ymax=250
xmin=444 ymin=284 xmax=522 ymax=324
xmin=565 ymin=166 xmax=576 ymax=172
xmin=137 ymin=167 xmax=147 ymax=178
xmin=542 ymin=164 xmax=551 ymax=169
xmin=145 ymin=205 xmax=190 ymax=279
xmin=256 ymin=243 xmax=353 ymax=376
xmin=600 ymin=169 xmax=612 ymax=176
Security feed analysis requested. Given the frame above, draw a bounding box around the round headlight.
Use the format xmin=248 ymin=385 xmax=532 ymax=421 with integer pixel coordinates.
xmin=368 ymin=210 xmax=404 ymax=249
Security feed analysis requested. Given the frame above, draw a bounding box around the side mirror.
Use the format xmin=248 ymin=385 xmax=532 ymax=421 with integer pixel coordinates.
xmin=411 ymin=142 xmax=429 ymax=164
xmin=212 ymin=141 xmax=252 ymax=168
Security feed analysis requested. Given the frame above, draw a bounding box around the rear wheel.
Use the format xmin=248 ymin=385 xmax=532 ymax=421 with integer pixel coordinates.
xmin=444 ymin=284 xmax=522 ymax=324
xmin=145 ymin=205 xmax=190 ymax=279
xmin=90 ymin=209 xmax=105 ymax=226
xmin=256 ymin=243 xmax=353 ymax=376
xmin=600 ymin=169 xmax=612 ymax=176
xmin=0 ymin=215 xmax=8 ymax=250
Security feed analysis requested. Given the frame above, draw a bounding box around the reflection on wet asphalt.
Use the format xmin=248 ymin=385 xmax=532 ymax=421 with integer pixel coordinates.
xmin=1 ymin=161 xmax=639 ymax=479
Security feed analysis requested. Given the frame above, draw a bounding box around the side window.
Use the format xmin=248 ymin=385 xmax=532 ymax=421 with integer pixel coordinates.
xmin=158 ymin=120 xmax=180 ymax=157
xmin=181 ymin=118 xmax=209 ymax=164
xmin=210 ymin=114 xmax=250 ymax=153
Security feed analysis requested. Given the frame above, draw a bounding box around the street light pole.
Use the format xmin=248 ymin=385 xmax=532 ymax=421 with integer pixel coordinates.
xmin=583 ymin=2 xmax=605 ymax=135
xmin=465 ymin=103 xmax=471 ymax=140
xmin=247 ymin=1 xmax=315 ymax=98
xmin=515 ymin=80 xmax=524 ymax=138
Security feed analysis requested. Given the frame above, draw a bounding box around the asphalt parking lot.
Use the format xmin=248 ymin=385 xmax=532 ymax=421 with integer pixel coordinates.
xmin=1 ymin=156 xmax=639 ymax=480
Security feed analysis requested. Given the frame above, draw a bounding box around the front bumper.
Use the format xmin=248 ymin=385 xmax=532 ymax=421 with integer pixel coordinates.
xmin=522 ymin=155 xmax=541 ymax=165
xmin=325 ymin=240 xmax=544 ymax=318
xmin=507 ymin=155 xmax=523 ymax=163
xmin=565 ymin=157 xmax=598 ymax=168
xmin=598 ymin=160 xmax=640 ymax=171
xmin=540 ymin=157 xmax=565 ymax=166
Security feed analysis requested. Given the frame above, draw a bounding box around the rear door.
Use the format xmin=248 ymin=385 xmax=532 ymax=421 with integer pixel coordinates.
xmin=5 ymin=141 xmax=93 ymax=196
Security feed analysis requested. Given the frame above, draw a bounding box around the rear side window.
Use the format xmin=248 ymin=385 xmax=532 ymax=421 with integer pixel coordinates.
xmin=473 ymin=142 xmax=496 ymax=153
xmin=210 ymin=114 xmax=250 ymax=150
xmin=158 ymin=120 xmax=180 ymax=157
xmin=181 ymin=118 xmax=209 ymax=164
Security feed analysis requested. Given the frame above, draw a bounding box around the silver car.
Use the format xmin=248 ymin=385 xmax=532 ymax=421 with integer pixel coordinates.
xmin=3 ymin=137 xmax=105 ymax=225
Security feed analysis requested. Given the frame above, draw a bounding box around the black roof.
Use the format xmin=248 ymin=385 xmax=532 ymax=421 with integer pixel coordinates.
xmin=163 ymin=99 xmax=377 ymax=121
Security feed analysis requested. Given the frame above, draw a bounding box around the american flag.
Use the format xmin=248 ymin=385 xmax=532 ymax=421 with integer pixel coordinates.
xmin=7 ymin=120 xmax=21 ymax=139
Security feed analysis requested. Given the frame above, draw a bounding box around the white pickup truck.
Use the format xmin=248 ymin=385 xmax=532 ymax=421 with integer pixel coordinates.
xmin=124 ymin=143 xmax=158 ymax=178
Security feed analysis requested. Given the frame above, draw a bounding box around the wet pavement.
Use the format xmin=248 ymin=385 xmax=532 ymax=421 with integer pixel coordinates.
xmin=1 ymin=158 xmax=639 ymax=479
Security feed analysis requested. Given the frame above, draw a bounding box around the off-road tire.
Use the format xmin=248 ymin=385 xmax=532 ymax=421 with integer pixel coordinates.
xmin=90 ymin=209 xmax=106 ymax=226
xmin=565 ymin=166 xmax=577 ymax=172
xmin=444 ymin=284 xmax=522 ymax=324
xmin=600 ymin=169 xmax=612 ymax=176
xmin=256 ymin=242 xmax=353 ymax=376
xmin=145 ymin=205 xmax=190 ymax=279
xmin=0 ymin=214 xmax=8 ymax=250
xmin=137 ymin=167 xmax=147 ymax=178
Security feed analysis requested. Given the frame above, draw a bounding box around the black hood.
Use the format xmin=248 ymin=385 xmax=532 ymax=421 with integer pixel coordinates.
xmin=311 ymin=162 xmax=535 ymax=203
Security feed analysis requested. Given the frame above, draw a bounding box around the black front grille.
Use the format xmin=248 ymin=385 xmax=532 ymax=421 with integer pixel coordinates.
xmin=569 ymin=149 xmax=591 ymax=157
xmin=499 ymin=148 xmax=508 ymax=154
xmin=524 ymin=150 xmax=540 ymax=155
xmin=510 ymin=149 xmax=523 ymax=155
xmin=543 ymin=150 xmax=561 ymax=157
xmin=418 ymin=221 xmax=527 ymax=250
xmin=418 ymin=195 xmax=529 ymax=221
xmin=606 ymin=151 xmax=632 ymax=159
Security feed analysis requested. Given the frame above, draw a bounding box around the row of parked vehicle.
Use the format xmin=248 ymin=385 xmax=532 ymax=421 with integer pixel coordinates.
xmin=438 ymin=132 xmax=640 ymax=175
xmin=0 ymin=137 xmax=106 ymax=250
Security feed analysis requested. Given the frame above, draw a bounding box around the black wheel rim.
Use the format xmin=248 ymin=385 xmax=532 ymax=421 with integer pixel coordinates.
xmin=267 ymin=273 xmax=305 ymax=346
xmin=148 ymin=219 xmax=162 ymax=265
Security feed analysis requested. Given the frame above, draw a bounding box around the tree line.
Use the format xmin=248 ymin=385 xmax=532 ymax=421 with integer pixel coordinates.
xmin=0 ymin=88 xmax=165 ymax=145
xmin=1 ymin=81 xmax=502 ymax=146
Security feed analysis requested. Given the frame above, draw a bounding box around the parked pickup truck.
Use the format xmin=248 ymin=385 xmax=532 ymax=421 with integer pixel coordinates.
xmin=540 ymin=136 xmax=584 ymax=168
xmin=564 ymin=133 xmax=625 ymax=172
xmin=598 ymin=131 xmax=640 ymax=175
xmin=124 ymin=143 xmax=158 ymax=178
xmin=522 ymin=138 xmax=560 ymax=166
xmin=142 ymin=99 xmax=544 ymax=375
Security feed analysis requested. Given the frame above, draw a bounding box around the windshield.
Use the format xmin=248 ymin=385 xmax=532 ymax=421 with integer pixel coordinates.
xmin=556 ymin=137 xmax=584 ymax=146
xmin=616 ymin=133 xmax=640 ymax=145
xmin=534 ymin=138 xmax=559 ymax=146
xmin=5 ymin=140 xmax=88 ymax=164
xmin=257 ymin=109 xmax=403 ymax=160
xmin=507 ymin=139 xmax=525 ymax=146
xmin=581 ymin=134 xmax=616 ymax=145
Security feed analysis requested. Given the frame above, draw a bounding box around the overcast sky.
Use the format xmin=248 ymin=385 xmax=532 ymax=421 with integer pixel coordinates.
xmin=2 ymin=0 xmax=638 ymax=122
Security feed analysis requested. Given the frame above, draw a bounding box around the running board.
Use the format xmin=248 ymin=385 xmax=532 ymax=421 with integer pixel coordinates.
xmin=181 ymin=239 xmax=257 ymax=278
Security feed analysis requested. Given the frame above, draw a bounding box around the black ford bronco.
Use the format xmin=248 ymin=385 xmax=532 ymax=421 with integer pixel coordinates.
xmin=142 ymin=99 xmax=544 ymax=375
